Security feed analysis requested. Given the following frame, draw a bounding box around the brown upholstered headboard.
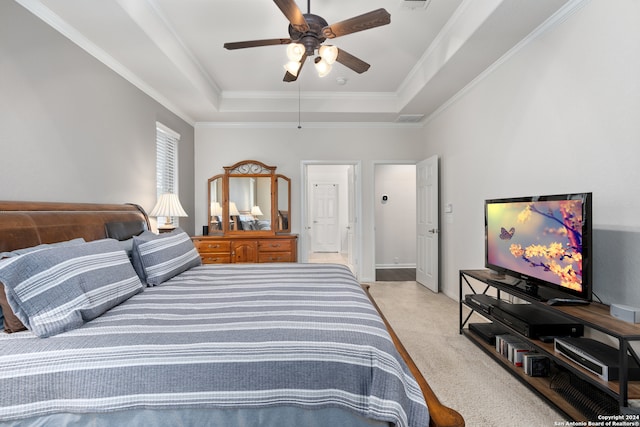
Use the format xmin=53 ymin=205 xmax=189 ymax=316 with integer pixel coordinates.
xmin=0 ymin=201 xmax=150 ymax=252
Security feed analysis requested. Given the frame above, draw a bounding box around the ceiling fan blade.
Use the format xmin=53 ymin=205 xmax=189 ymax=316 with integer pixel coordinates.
xmin=273 ymin=0 xmax=309 ymax=33
xmin=224 ymin=38 xmax=292 ymax=50
xmin=335 ymin=49 xmax=370 ymax=74
xmin=322 ymin=8 xmax=390 ymax=39
xmin=283 ymin=54 xmax=308 ymax=82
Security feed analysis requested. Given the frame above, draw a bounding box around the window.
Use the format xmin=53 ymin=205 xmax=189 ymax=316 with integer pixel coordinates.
xmin=155 ymin=122 xmax=181 ymax=226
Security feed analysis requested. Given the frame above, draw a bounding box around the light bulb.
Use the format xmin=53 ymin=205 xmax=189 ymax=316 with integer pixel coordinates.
xmin=319 ymin=45 xmax=338 ymax=65
xmin=286 ymin=43 xmax=305 ymax=62
xmin=314 ymin=57 xmax=332 ymax=77
xmin=284 ymin=61 xmax=302 ymax=77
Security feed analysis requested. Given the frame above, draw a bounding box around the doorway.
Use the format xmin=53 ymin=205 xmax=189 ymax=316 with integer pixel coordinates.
xmin=301 ymin=162 xmax=360 ymax=278
xmin=374 ymin=163 xmax=417 ymax=282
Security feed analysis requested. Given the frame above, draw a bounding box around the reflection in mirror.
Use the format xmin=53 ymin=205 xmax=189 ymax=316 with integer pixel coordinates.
xmin=276 ymin=175 xmax=291 ymax=232
xmin=228 ymin=177 xmax=272 ymax=231
xmin=208 ymin=176 xmax=223 ymax=232
xmin=206 ymin=160 xmax=291 ymax=236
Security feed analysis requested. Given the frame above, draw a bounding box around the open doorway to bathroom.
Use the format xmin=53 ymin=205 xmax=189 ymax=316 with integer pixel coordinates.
xmin=374 ymin=163 xmax=417 ymax=282
xmin=301 ymin=162 xmax=360 ymax=278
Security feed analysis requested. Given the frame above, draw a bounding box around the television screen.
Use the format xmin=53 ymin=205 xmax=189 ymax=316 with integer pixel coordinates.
xmin=485 ymin=193 xmax=592 ymax=301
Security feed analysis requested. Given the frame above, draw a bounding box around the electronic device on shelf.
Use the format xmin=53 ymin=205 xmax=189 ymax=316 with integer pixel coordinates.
xmin=491 ymin=303 xmax=584 ymax=338
xmin=464 ymin=294 xmax=499 ymax=315
xmin=464 ymin=293 xmax=584 ymax=338
xmin=554 ymin=337 xmax=640 ymax=381
xmin=610 ymin=304 xmax=640 ymax=323
xmin=484 ymin=192 xmax=592 ymax=303
xmin=468 ymin=322 xmax=509 ymax=345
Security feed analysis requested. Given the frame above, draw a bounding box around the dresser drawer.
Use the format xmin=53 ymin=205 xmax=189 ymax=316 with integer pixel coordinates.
xmin=258 ymin=239 xmax=292 ymax=252
xmin=193 ymin=240 xmax=231 ymax=253
xmin=258 ymin=252 xmax=293 ymax=263
xmin=201 ymin=254 xmax=231 ymax=264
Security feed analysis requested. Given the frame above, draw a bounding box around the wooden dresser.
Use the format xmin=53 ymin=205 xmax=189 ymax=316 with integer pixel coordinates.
xmin=192 ymin=235 xmax=297 ymax=264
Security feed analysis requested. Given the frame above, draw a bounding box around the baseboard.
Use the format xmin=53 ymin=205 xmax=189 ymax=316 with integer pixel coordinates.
xmin=376 ymin=264 xmax=416 ymax=269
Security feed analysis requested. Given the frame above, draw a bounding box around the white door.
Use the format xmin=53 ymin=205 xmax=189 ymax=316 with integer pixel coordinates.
xmin=416 ymin=156 xmax=439 ymax=292
xmin=311 ymin=183 xmax=340 ymax=252
xmin=346 ymin=166 xmax=356 ymax=268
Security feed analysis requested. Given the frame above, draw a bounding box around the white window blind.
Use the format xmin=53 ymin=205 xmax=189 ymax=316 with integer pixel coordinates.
xmin=155 ymin=122 xmax=180 ymax=226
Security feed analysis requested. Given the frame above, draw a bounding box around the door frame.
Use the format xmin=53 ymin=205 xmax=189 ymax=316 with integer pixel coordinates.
xmin=301 ymin=161 xmax=362 ymax=279
xmin=372 ymin=160 xmax=418 ymax=271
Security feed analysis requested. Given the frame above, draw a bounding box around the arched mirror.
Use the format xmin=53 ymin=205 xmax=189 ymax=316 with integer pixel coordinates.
xmin=207 ymin=160 xmax=291 ymax=235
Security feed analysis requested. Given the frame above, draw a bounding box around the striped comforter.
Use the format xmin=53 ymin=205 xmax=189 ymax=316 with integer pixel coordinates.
xmin=0 ymin=263 xmax=429 ymax=426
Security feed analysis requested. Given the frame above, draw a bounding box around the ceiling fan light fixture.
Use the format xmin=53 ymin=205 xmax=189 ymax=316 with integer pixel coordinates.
xmin=314 ymin=56 xmax=332 ymax=77
xmin=284 ymin=60 xmax=302 ymax=76
xmin=224 ymin=2 xmax=390 ymax=83
xmin=318 ymin=45 xmax=338 ymax=65
xmin=286 ymin=43 xmax=305 ymax=62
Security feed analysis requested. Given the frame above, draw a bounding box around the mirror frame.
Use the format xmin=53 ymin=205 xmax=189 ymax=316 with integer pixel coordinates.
xmin=207 ymin=160 xmax=291 ymax=236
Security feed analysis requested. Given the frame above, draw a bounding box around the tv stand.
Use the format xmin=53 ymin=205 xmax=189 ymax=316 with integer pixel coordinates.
xmin=460 ymin=269 xmax=640 ymax=421
xmin=487 ymin=276 xmax=572 ymax=302
xmin=546 ymin=297 xmax=591 ymax=307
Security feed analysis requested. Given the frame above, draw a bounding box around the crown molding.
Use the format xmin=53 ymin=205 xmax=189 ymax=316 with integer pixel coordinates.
xmin=118 ymin=0 xmax=222 ymax=109
xmin=195 ymin=121 xmax=424 ymax=130
xmin=423 ymin=0 xmax=589 ymax=125
xmin=16 ymin=0 xmax=197 ymax=126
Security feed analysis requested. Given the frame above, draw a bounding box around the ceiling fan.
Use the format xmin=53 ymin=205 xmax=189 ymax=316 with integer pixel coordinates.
xmin=223 ymin=0 xmax=391 ymax=82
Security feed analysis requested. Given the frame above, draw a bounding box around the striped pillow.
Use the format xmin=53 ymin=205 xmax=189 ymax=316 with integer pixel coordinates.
xmin=132 ymin=229 xmax=201 ymax=286
xmin=0 ymin=239 xmax=143 ymax=337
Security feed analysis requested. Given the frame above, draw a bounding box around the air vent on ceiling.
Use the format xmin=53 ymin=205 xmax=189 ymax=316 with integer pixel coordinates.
xmin=400 ymin=0 xmax=431 ymax=10
xmin=396 ymin=114 xmax=425 ymax=123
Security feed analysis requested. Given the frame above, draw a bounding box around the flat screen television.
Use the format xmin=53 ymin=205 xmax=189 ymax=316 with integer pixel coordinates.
xmin=485 ymin=192 xmax=592 ymax=302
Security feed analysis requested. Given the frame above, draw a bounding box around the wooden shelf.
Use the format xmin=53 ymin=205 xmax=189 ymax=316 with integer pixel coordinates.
xmin=462 ymin=328 xmax=586 ymax=421
xmin=460 ymin=269 xmax=640 ymax=420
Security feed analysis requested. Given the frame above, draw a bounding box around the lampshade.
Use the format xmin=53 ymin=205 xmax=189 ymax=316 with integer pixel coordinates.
xmin=286 ymin=43 xmax=305 ymax=62
xmin=210 ymin=201 xmax=222 ymax=216
xmin=284 ymin=60 xmax=302 ymax=77
xmin=150 ymin=193 xmax=187 ymax=227
xmin=229 ymin=202 xmax=240 ymax=216
xmin=251 ymin=205 xmax=263 ymax=216
xmin=318 ymin=45 xmax=338 ymax=65
xmin=314 ymin=57 xmax=332 ymax=77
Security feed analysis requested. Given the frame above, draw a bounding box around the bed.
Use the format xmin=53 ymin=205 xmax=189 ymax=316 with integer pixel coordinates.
xmin=0 ymin=201 xmax=464 ymax=427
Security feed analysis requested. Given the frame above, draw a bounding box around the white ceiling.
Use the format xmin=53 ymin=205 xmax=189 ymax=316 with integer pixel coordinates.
xmin=18 ymin=0 xmax=575 ymax=125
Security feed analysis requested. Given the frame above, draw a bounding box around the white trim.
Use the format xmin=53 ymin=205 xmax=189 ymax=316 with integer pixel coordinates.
xmin=17 ymin=0 xmax=587 ymax=128
xmin=423 ymin=0 xmax=589 ymax=125
xmin=194 ymin=121 xmax=423 ymax=129
xmin=376 ymin=264 xmax=417 ymax=270
xmin=301 ymin=161 xmax=363 ymax=281
xmin=156 ymin=121 xmax=181 ymax=140
xmin=15 ymin=0 xmax=197 ymax=126
xmin=372 ymin=160 xmax=418 ymax=281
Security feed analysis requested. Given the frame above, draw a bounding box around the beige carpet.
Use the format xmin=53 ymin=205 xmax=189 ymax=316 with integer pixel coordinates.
xmin=367 ymin=281 xmax=562 ymax=427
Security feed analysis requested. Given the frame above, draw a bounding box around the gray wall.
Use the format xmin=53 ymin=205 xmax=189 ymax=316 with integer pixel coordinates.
xmin=0 ymin=1 xmax=195 ymax=234
xmin=194 ymin=125 xmax=426 ymax=282
xmin=2 ymin=0 xmax=639 ymax=306
xmin=421 ymin=0 xmax=640 ymax=304
xmin=374 ymin=164 xmax=416 ymax=269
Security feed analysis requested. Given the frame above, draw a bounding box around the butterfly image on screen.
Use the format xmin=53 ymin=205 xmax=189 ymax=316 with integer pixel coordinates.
xmin=499 ymin=227 xmax=515 ymax=240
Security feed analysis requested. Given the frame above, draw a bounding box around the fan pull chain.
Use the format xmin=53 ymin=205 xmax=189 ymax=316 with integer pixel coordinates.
xmin=297 ymin=81 xmax=302 ymax=129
